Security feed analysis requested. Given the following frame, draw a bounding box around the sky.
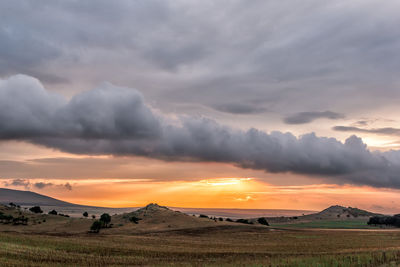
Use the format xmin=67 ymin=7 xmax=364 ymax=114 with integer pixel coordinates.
xmin=1 ymin=0 xmax=400 ymax=213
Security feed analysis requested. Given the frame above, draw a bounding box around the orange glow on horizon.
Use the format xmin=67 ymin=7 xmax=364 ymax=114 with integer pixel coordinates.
xmin=3 ymin=178 xmax=400 ymax=214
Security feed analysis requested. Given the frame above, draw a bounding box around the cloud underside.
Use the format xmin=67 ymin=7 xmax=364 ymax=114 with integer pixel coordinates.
xmin=334 ymin=126 xmax=400 ymax=136
xmin=1 ymin=75 xmax=400 ymax=189
xmin=284 ymin=111 xmax=344 ymax=124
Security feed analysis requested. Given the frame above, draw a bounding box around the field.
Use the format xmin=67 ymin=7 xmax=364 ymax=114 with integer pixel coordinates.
xmin=2 ymin=226 xmax=400 ymax=266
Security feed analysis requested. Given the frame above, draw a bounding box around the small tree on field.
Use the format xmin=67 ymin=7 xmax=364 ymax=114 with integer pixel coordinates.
xmin=90 ymin=220 xmax=102 ymax=233
xmin=83 ymin=211 xmax=88 ymax=218
xmin=100 ymin=213 xmax=111 ymax=227
xmin=29 ymin=206 xmax=43 ymax=214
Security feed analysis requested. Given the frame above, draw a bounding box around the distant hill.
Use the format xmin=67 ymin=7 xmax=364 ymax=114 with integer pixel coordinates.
xmin=0 ymin=188 xmax=79 ymax=207
xmin=266 ymin=205 xmax=382 ymax=224
xmin=317 ymin=205 xmax=380 ymax=218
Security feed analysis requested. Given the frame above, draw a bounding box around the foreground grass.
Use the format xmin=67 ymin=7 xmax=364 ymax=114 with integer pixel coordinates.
xmin=1 ymin=226 xmax=400 ymax=266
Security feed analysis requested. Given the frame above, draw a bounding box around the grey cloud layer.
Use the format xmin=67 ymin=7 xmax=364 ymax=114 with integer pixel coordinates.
xmin=2 ymin=75 xmax=400 ymax=189
xmin=1 ymin=0 xmax=400 ymax=118
xmin=284 ymin=111 xmax=344 ymax=124
xmin=333 ymin=126 xmax=400 ymax=136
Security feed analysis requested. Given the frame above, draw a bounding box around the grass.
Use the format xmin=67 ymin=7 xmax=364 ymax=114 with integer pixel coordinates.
xmin=272 ymin=219 xmax=376 ymax=229
xmin=1 ymin=226 xmax=400 ymax=266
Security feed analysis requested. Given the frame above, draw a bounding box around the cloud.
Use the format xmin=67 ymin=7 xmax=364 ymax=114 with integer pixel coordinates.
xmin=284 ymin=111 xmax=345 ymax=124
xmin=1 ymin=0 xmax=400 ymax=120
xmin=212 ymin=103 xmax=267 ymax=114
xmin=333 ymin=126 xmax=400 ymax=136
xmin=64 ymin=183 xmax=72 ymax=191
xmin=4 ymin=179 xmax=30 ymax=189
xmin=2 ymin=75 xmax=400 ymax=189
xmin=33 ymin=182 xmax=53 ymax=189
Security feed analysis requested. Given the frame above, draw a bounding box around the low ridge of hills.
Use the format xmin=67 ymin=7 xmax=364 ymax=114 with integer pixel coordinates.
xmin=0 ymin=188 xmax=79 ymax=207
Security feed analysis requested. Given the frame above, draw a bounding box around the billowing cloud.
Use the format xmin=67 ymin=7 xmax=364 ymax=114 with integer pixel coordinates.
xmin=2 ymin=75 xmax=400 ymax=189
xmin=333 ymin=126 xmax=400 ymax=136
xmin=284 ymin=111 xmax=344 ymax=124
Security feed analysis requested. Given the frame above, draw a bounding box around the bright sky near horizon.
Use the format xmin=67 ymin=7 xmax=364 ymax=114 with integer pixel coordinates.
xmin=1 ymin=1 xmax=400 ymax=213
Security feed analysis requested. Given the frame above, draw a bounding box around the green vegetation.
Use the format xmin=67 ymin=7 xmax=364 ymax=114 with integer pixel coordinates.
xmin=273 ymin=219 xmax=375 ymax=229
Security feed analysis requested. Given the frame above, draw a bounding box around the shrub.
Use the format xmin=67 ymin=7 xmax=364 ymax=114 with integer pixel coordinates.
xmin=83 ymin=211 xmax=88 ymax=217
xmin=236 ymin=219 xmax=253 ymax=224
xmin=48 ymin=210 xmax=58 ymax=215
xmin=100 ymin=213 xmax=111 ymax=227
xmin=29 ymin=206 xmax=43 ymax=214
xmin=226 ymin=218 xmax=233 ymax=222
xmin=90 ymin=220 xmax=102 ymax=233
xmin=129 ymin=216 xmax=141 ymax=224
xmin=199 ymin=214 xmax=209 ymax=218
xmin=257 ymin=217 xmax=269 ymax=226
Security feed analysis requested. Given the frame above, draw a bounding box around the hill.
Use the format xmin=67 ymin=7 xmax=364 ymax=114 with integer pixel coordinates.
xmin=267 ymin=205 xmax=382 ymax=225
xmin=0 ymin=188 xmax=79 ymax=207
xmin=110 ymin=203 xmax=235 ymax=233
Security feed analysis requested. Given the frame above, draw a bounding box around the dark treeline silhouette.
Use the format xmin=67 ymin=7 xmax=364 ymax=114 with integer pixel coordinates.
xmin=368 ymin=215 xmax=400 ymax=227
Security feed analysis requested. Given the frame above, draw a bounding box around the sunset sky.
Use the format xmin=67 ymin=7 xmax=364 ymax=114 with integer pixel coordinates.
xmin=1 ymin=1 xmax=400 ymax=213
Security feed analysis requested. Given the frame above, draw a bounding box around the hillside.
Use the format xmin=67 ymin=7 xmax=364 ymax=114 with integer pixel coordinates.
xmin=110 ymin=203 xmax=237 ymax=233
xmin=0 ymin=188 xmax=78 ymax=207
xmin=267 ymin=205 xmax=381 ymax=225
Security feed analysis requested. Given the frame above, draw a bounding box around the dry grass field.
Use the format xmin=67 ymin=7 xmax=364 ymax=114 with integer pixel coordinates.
xmin=2 ymin=204 xmax=400 ymax=266
xmin=2 ymin=226 xmax=400 ymax=266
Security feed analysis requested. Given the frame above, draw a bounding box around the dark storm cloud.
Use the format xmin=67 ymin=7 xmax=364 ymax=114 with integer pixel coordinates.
xmin=284 ymin=111 xmax=345 ymax=124
xmin=333 ymin=126 xmax=400 ymax=136
xmin=1 ymin=0 xmax=400 ymax=118
xmin=2 ymin=75 xmax=400 ymax=189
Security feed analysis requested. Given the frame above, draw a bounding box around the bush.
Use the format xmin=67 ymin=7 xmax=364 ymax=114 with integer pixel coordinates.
xmin=29 ymin=206 xmax=43 ymax=214
xmin=226 ymin=218 xmax=233 ymax=222
xmin=83 ymin=211 xmax=88 ymax=217
xmin=257 ymin=217 xmax=269 ymax=226
xmin=48 ymin=210 xmax=58 ymax=215
xmin=100 ymin=213 xmax=111 ymax=227
xmin=236 ymin=219 xmax=253 ymax=224
xmin=90 ymin=220 xmax=102 ymax=233
xmin=129 ymin=216 xmax=141 ymax=224
xmin=199 ymin=214 xmax=209 ymax=218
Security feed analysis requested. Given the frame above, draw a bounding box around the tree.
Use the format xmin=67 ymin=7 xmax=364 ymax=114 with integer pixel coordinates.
xmin=83 ymin=211 xmax=89 ymax=218
xmin=257 ymin=217 xmax=269 ymax=226
xmin=48 ymin=210 xmax=58 ymax=215
xmin=100 ymin=213 xmax=111 ymax=227
xmin=92 ymin=215 xmax=96 ymax=219
xmin=129 ymin=216 xmax=141 ymax=224
xmin=90 ymin=220 xmax=102 ymax=233
xmin=29 ymin=206 xmax=43 ymax=214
